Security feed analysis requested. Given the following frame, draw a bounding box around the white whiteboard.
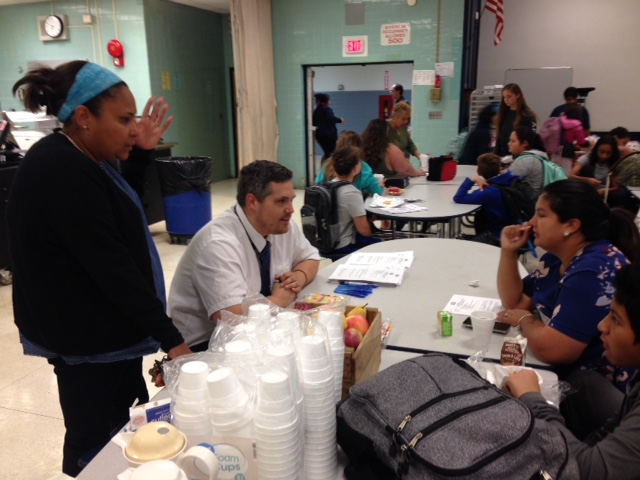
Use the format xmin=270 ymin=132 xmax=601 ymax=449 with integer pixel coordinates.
xmin=505 ymin=67 xmax=573 ymax=125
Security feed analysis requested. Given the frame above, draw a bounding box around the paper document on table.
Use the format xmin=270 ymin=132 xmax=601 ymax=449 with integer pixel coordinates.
xmin=379 ymin=203 xmax=427 ymax=214
xmin=345 ymin=251 xmax=415 ymax=269
xmin=443 ymin=295 xmax=503 ymax=315
xmin=328 ymin=264 xmax=405 ymax=286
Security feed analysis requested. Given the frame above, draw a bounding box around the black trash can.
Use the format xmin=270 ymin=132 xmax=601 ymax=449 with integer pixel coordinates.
xmin=155 ymin=156 xmax=213 ymax=243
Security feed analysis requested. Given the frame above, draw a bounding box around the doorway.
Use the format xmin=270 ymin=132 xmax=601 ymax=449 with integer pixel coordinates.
xmin=303 ymin=62 xmax=414 ymax=185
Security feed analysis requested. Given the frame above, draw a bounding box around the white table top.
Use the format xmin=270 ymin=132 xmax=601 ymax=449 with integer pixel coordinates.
xmin=302 ymin=238 xmax=546 ymax=367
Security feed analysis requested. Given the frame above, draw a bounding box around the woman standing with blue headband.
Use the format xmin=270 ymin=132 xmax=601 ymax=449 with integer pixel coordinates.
xmin=9 ymin=61 xmax=191 ymax=476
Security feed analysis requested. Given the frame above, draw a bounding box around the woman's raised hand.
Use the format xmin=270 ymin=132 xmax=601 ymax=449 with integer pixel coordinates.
xmin=136 ymin=96 xmax=174 ymax=150
xmin=500 ymin=223 xmax=532 ymax=251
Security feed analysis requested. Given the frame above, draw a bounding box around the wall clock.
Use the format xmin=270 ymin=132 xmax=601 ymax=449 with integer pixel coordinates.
xmin=43 ymin=15 xmax=64 ymax=38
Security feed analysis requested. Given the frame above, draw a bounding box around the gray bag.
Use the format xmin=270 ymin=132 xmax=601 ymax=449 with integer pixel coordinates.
xmin=337 ymin=354 xmax=579 ymax=479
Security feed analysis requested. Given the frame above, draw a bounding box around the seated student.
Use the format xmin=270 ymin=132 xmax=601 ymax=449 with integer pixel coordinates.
xmin=507 ymin=126 xmax=559 ymax=196
xmin=497 ymin=180 xmax=640 ymax=395
xmin=571 ymin=135 xmax=620 ymax=190
xmin=550 ymin=86 xmax=591 ymax=136
xmin=615 ymin=150 xmax=640 ymax=188
xmin=387 ymin=102 xmax=422 ymax=162
xmin=316 ymin=130 xmax=383 ymax=197
xmin=504 ymin=261 xmax=640 ymax=479
xmin=329 ymin=146 xmax=382 ymax=256
xmin=611 ymin=126 xmax=634 ymax=159
xmin=168 ymin=160 xmax=321 ymax=351
xmin=453 ymin=153 xmax=519 ymax=246
xmin=362 ymin=118 xmax=425 ymax=178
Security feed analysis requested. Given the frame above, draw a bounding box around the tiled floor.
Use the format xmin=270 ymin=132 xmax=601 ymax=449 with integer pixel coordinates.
xmin=0 ymin=177 xmax=539 ymax=479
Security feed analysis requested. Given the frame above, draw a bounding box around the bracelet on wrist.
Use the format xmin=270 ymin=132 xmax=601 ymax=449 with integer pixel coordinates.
xmin=293 ymin=269 xmax=308 ymax=286
xmin=516 ymin=313 xmax=534 ymax=330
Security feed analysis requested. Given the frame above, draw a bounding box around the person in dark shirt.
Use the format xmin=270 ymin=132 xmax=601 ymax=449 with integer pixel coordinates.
xmin=549 ymin=86 xmax=591 ymax=136
xmin=312 ymin=93 xmax=344 ymax=161
xmin=9 ymin=61 xmax=191 ymax=476
xmin=390 ymin=83 xmax=407 ymax=105
xmin=494 ymin=83 xmax=537 ymax=157
xmin=459 ymin=103 xmax=497 ymax=165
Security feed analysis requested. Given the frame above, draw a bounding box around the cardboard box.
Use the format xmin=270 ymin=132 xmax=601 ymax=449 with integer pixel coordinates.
xmin=342 ymin=305 xmax=382 ymax=398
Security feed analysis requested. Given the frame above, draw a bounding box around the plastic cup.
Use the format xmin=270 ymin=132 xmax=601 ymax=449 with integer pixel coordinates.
xmin=419 ymin=154 xmax=430 ymax=170
xmin=373 ymin=173 xmax=385 ymax=184
xmin=470 ymin=310 xmax=497 ymax=353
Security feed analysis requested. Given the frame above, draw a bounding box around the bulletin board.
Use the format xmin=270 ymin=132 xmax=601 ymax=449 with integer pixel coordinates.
xmin=505 ymin=67 xmax=573 ymax=124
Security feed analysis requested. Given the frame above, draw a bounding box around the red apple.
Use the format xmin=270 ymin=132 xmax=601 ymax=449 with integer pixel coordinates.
xmin=344 ymin=328 xmax=364 ymax=348
xmin=346 ymin=314 xmax=369 ymax=335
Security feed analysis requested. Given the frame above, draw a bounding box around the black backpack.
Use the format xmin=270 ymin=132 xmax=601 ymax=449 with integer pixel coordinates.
xmin=300 ymin=181 xmax=348 ymax=253
xmin=494 ymin=177 xmax=538 ymax=223
xmin=337 ymin=354 xmax=579 ymax=480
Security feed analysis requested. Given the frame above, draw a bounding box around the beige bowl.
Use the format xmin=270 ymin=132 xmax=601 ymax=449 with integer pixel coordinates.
xmin=124 ymin=421 xmax=187 ymax=466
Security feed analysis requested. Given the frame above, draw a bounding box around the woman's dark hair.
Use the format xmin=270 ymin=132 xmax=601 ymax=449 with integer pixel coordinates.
xmin=331 ymin=146 xmax=361 ymax=177
xmin=513 ymin=126 xmax=546 ymax=152
xmin=564 ymin=103 xmax=582 ymax=120
xmin=323 ymin=130 xmax=363 ymax=181
xmin=362 ymin=119 xmax=390 ymax=170
xmin=588 ymin=135 xmax=619 ymax=168
xmin=12 ymin=60 xmax=125 ymax=125
xmin=477 ymin=104 xmax=497 ymax=126
xmin=314 ymin=93 xmax=329 ymax=105
xmin=614 ymin=263 xmax=640 ymax=342
xmin=495 ymin=83 xmax=537 ymax=138
xmin=542 ymin=179 xmax=640 ymax=262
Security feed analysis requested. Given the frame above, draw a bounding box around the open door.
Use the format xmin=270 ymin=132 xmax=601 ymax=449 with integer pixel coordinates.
xmin=305 ymin=66 xmax=316 ymax=186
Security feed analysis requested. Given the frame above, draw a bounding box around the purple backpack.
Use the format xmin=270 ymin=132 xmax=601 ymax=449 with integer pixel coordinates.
xmin=538 ymin=117 xmax=563 ymax=156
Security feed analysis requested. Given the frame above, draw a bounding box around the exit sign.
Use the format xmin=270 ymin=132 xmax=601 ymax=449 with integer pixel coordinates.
xmin=342 ymin=35 xmax=368 ymax=57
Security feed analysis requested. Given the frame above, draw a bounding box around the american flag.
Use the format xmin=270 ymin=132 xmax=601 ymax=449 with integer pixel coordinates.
xmin=484 ymin=0 xmax=504 ymax=46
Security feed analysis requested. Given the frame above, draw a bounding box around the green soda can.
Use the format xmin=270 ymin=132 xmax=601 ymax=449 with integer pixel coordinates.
xmin=438 ymin=311 xmax=453 ymax=337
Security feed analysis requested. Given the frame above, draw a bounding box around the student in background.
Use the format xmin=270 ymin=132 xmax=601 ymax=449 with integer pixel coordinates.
xmin=550 ymin=86 xmax=591 ymax=136
xmin=312 ymin=93 xmax=344 ymax=161
xmin=560 ymin=103 xmax=589 ymax=152
xmin=328 ymin=146 xmax=381 ymax=256
xmin=571 ymin=135 xmax=620 ymax=190
xmin=458 ymin=103 xmax=497 ymax=166
xmin=315 ymin=130 xmax=383 ymax=197
xmin=505 ymin=261 xmax=640 ymax=479
xmin=453 ymin=153 xmax=519 ymax=246
xmin=494 ymin=83 xmax=537 ymax=156
xmin=611 ymin=126 xmax=634 ymax=159
xmin=362 ymin=118 xmax=425 ymax=177
xmin=507 ymin=126 xmax=560 ymax=196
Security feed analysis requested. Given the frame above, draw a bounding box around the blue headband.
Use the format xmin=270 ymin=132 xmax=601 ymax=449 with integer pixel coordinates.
xmin=57 ymin=63 xmax=123 ymax=123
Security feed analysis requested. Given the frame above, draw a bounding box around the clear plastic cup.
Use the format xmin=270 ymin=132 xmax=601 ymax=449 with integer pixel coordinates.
xmin=470 ymin=310 xmax=497 ymax=353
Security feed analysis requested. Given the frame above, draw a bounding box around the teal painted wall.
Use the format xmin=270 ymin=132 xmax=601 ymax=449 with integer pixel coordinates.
xmin=271 ymin=0 xmax=465 ymax=187
xmin=0 ymin=1 xmax=234 ymax=182
xmin=143 ymin=1 xmax=233 ymax=181
xmin=0 ymin=1 xmax=152 ymax=112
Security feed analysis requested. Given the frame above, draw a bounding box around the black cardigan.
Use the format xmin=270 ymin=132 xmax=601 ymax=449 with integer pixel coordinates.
xmin=8 ymin=133 xmax=184 ymax=356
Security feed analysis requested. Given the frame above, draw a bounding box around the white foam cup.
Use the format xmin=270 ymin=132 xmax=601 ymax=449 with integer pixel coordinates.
xmin=470 ymin=310 xmax=497 ymax=352
xmin=179 ymin=361 xmax=209 ymax=391
xmin=257 ymin=370 xmax=292 ymax=402
xmin=206 ymin=367 xmax=246 ymax=402
xmin=248 ymin=303 xmax=271 ymax=322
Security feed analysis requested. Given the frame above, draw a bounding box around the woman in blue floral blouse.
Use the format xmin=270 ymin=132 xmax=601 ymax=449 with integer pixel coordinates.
xmin=496 ymin=180 xmax=639 ymax=394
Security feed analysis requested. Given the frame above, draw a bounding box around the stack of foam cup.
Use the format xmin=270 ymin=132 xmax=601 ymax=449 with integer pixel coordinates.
xmin=248 ymin=303 xmax=272 ymax=328
xmin=207 ymin=367 xmax=253 ymax=437
xmin=172 ymin=361 xmax=212 ymax=437
xmin=223 ymin=339 xmax=256 ymax=391
xmin=275 ymin=311 xmax=303 ymax=344
xmin=316 ymin=310 xmax=346 ymax=402
xmin=265 ymin=344 xmax=304 ymax=437
xmin=253 ymin=370 xmax=302 ymax=480
xmin=298 ymin=335 xmax=338 ymax=479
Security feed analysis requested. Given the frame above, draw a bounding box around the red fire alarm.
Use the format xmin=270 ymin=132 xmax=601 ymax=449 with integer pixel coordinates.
xmin=107 ymin=39 xmax=124 ymax=67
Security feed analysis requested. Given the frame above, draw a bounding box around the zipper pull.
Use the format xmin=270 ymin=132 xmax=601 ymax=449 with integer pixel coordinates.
xmin=397 ymin=415 xmax=412 ymax=433
xmin=539 ymin=470 xmax=553 ymax=480
xmin=390 ymin=415 xmax=412 ymax=457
